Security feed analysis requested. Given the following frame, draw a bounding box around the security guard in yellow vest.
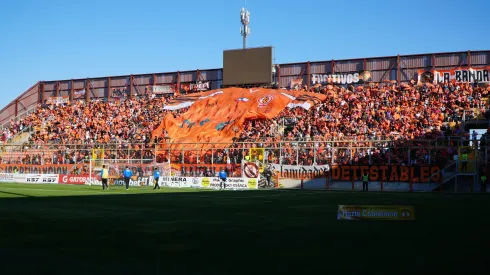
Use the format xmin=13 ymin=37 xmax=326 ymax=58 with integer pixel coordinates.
xmin=362 ymin=172 xmax=369 ymax=192
xmin=100 ymin=165 xmax=109 ymax=190
xmin=461 ymin=153 xmax=468 ymax=172
xmin=481 ymin=175 xmax=487 ymax=193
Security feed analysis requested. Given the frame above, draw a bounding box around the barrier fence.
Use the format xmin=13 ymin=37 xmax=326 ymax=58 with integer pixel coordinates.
xmin=0 ymin=138 xmax=487 ymax=166
xmin=0 ymin=138 xmax=488 ymax=192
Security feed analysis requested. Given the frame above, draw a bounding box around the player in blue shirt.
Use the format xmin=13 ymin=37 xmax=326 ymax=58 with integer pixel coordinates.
xmin=218 ymin=168 xmax=227 ymax=190
xmin=153 ymin=168 xmax=161 ymax=190
xmin=123 ymin=167 xmax=133 ymax=190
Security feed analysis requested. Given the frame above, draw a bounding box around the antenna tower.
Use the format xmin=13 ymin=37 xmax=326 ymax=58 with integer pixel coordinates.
xmin=240 ymin=7 xmax=250 ymax=49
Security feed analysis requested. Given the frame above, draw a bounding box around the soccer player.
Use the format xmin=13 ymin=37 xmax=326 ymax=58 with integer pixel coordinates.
xmin=123 ymin=166 xmax=132 ymax=190
xmin=100 ymin=165 xmax=109 ymax=190
xmin=153 ymin=168 xmax=161 ymax=190
xmin=218 ymin=168 xmax=227 ymax=190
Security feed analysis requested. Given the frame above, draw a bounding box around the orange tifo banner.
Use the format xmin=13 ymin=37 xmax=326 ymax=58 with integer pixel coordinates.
xmin=152 ymin=88 xmax=326 ymax=145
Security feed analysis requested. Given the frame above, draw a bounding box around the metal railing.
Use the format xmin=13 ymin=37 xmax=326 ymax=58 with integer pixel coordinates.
xmin=0 ymin=105 xmax=39 ymax=130
xmin=0 ymin=139 xmax=485 ymax=169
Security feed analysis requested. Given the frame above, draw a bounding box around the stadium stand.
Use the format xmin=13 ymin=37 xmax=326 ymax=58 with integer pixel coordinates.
xmin=0 ymin=80 xmax=488 ymax=174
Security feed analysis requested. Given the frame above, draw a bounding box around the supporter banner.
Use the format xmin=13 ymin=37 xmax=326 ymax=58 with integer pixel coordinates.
xmin=161 ymin=177 xmax=258 ymax=190
xmin=249 ymin=148 xmax=265 ymax=162
xmin=180 ymin=83 xmax=191 ymax=93
xmin=162 ymin=92 xmax=226 ymax=110
xmin=58 ymin=174 xmax=98 ymax=185
xmin=174 ymin=164 xmax=241 ymax=177
xmin=46 ymin=96 xmax=69 ymax=105
xmin=73 ymin=89 xmax=86 ymax=99
xmin=289 ymin=78 xmax=303 ymax=90
xmin=150 ymin=85 xmax=175 ymax=94
xmin=0 ymin=164 xmax=88 ymax=175
xmin=417 ymin=67 xmax=490 ymax=84
xmin=190 ymin=81 xmax=210 ymax=92
xmin=271 ymin=164 xmax=330 ymax=179
xmin=331 ymin=165 xmax=440 ymax=183
xmin=274 ymin=165 xmax=440 ymax=183
xmin=311 ymin=71 xmax=371 ymax=85
xmin=337 ymin=205 xmax=415 ymax=220
xmin=111 ymin=88 xmax=128 ymax=98
xmin=152 ymin=88 xmax=326 ymax=146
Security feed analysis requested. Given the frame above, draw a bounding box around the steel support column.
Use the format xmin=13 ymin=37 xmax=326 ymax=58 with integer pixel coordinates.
xmin=129 ymin=75 xmax=134 ymax=98
xmin=85 ymin=79 xmax=90 ymax=102
xmin=39 ymin=82 xmax=44 ymax=104
xmin=107 ymin=77 xmax=111 ymax=101
xmin=14 ymin=100 xmax=18 ymax=119
xmin=277 ymin=66 xmax=281 ymax=88
xmin=177 ymin=72 xmax=181 ymax=94
xmin=397 ymin=55 xmax=401 ymax=85
xmin=56 ymin=82 xmax=60 ymax=97
xmin=70 ymin=79 xmax=74 ymax=102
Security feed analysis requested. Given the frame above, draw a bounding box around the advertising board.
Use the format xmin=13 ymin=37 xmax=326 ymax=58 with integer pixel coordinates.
xmin=160 ymin=177 xmax=258 ymax=190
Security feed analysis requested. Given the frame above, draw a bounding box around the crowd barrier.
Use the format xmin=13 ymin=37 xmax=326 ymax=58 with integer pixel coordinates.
xmin=0 ymin=173 xmax=260 ymax=190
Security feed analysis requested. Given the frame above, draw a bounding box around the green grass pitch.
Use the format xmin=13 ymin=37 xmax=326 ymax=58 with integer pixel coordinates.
xmin=0 ymin=183 xmax=488 ymax=275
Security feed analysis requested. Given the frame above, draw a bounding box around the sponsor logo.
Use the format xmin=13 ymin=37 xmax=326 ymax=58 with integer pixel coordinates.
xmin=192 ymin=178 xmax=199 ymax=185
xmin=59 ymin=174 xmax=97 ymax=185
xmin=42 ymin=177 xmax=57 ymax=183
xmin=0 ymin=173 xmax=14 ymax=182
xmin=202 ymin=177 xmax=210 ymax=188
xmin=257 ymin=95 xmax=274 ymax=107
xmin=114 ymin=177 xmax=151 ymax=187
xmin=26 ymin=177 xmax=40 ymax=183
xmin=247 ymin=179 xmax=257 ymax=189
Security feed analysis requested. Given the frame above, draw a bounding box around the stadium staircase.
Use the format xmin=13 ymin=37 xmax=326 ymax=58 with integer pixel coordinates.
xmin=429 ymin=160 xmax=479 ymax=192
xmin=0 ymin=126 xmax=36 ymax=162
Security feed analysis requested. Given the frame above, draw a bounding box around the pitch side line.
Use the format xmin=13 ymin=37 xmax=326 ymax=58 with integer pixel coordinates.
xmin=0 ymin=187 xmax=97 ymax=193
xmin=0 ymin=187 xmax=287 ymax=199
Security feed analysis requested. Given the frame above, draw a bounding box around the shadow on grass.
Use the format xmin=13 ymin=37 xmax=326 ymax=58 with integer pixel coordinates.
xmin=0 ymin=188 xmax=489 ymax=275
xmin=0 ymin=190 xmax=35 ymax=198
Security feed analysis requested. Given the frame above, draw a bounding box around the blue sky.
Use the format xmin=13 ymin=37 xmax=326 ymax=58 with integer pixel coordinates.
xmin=0 ymin=0 xmax=488 ymax=109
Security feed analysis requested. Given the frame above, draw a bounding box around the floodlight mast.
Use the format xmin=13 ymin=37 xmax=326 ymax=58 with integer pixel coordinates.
xmin=240 ymin=7 xmax=250 ymax=49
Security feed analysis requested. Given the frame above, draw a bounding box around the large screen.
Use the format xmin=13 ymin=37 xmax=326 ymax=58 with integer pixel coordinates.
xmin=223 ymin=46 xmax=273 ymax=86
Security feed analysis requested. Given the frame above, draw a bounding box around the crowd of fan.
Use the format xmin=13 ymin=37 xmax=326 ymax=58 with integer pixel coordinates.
xmin=230 ymin=81 xmax=490 ymax=167
xmin=1 ymin=81 xmax=489 ymax=169
xmin=1 ymin=95 xmax=173 ymax=164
